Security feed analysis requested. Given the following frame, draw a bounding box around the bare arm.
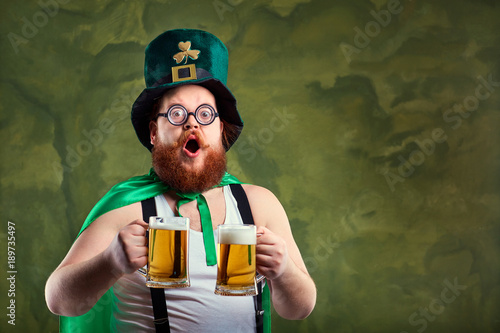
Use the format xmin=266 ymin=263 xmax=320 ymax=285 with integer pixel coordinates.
xmin=45 ymin=203 xmax=147 ymax=316
xmin=244 ymin=185 xmax=317 ymax=320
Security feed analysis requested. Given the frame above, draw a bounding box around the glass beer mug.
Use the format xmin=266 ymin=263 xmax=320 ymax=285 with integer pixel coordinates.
xmin=145 ymin=216 xmax=190 ymax=288
xmin=215 ymin=224 xmax=264 ymax=296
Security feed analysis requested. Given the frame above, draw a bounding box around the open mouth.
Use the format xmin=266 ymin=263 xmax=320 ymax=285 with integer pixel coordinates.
xmin=183 ymin=135 xmax=201 ymax=157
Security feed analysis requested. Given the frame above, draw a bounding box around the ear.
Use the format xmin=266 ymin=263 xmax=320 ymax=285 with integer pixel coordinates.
xmin=149 ymin=121 xmax=158 ymax=145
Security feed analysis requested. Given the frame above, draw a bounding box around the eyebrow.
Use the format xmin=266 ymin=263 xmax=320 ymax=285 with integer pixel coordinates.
xmin=162 ymin=102 xmax=217 ymax=110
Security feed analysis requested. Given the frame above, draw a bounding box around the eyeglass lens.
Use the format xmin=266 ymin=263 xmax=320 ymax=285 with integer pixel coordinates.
xmin=167 ymin=104 xmax=216 ymax=125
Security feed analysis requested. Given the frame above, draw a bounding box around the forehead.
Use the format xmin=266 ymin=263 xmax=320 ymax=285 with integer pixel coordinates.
xmin=160 ymin=85 xmax=216 ymax=108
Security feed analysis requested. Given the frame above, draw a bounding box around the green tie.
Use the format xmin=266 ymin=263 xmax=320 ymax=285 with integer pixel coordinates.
xmin=176 ymin=192 xmax=217 ymax=266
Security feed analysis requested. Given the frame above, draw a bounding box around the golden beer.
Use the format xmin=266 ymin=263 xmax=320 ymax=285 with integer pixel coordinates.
xmin=215 ymin=224 xmax=257 ymax=296
xmin=146 ymin=217 xmax=190 ymax=288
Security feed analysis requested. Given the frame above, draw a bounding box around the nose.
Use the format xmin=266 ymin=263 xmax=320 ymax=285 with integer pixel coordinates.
xmin=183 ymin=113 xmax=199 ymax=130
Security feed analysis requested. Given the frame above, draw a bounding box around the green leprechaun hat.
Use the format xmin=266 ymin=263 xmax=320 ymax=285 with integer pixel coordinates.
xmin=131 ymin=29 xmax=243 ymax=151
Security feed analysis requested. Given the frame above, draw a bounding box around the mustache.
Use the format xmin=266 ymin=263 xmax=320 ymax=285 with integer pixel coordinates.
xmin=172 ymin=130 xmax=209 ymax=149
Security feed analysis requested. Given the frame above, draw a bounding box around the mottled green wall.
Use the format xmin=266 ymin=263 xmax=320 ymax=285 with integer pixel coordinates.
xmin=1 ymin=0 xmax=499 ymax=332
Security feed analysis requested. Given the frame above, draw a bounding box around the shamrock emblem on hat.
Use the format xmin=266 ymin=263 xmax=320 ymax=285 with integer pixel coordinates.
xmin=173 ymin=41 xmax=200 ymax=64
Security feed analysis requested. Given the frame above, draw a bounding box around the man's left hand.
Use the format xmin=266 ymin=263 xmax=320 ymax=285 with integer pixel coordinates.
xmin=256 ymin=226 xmax=288 ymax=280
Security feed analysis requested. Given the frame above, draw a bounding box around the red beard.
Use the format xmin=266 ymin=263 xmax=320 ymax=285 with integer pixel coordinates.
xmin=152 ymin=131 xmax=227 ymax=193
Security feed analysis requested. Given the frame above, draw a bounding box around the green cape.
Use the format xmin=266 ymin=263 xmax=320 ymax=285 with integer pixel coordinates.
xmin=59 ymin=169 xmax=271 ymax=332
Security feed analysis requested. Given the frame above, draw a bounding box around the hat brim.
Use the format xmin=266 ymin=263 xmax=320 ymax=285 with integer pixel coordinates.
xmin=131 ymin=77 xmax=243 ymax=151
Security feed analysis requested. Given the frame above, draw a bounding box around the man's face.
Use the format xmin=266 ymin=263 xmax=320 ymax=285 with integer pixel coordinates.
xmin=150 ymin=85 xmax=224 ymax=170
xmin=149 ymin=85 xmax=227 ymax=193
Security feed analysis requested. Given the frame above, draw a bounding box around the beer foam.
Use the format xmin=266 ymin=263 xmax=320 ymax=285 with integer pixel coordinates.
xmin=219 ymin=226 xmax=256 ymax=245
xmin=149 ymin=217 xmax=189 ymax=230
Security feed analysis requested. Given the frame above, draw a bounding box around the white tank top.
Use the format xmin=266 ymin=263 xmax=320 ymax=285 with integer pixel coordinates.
xmin=110 ymin=185 xmax=257 ymax=332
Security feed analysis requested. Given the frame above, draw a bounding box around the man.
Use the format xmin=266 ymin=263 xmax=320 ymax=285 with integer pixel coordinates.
xmin=45 ymin=29 xmax=316 ymax=332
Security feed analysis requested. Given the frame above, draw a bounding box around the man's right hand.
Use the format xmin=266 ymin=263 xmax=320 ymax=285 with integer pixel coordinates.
xmin=105 ymin=219 xmax=149 ymax=275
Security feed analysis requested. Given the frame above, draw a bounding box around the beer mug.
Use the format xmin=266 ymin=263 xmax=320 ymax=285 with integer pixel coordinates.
xmin=146 ymin=216 xmax=190 ymax=288
xmin=215 ymin=224 xmax=263 ymax=296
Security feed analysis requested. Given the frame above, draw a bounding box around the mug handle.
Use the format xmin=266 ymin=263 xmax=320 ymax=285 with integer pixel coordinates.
xmin=137 ymin=225 xmax=150 ymax=278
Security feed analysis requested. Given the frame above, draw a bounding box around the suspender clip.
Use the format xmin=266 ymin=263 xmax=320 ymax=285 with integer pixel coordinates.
xmin=153 ymin=317 xmax=170 ymax=324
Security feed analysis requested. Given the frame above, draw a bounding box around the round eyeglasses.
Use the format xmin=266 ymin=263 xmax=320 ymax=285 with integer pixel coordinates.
xmin=155 ymin=104 xmax=219 ymax=126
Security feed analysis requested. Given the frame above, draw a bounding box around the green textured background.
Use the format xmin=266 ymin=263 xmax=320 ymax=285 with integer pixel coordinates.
xmin=1 ymin=0 xmax=500 ymax=332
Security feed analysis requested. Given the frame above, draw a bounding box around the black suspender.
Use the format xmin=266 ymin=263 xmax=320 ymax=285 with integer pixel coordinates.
xmin=229 ymin=184 xmax=265 ymax=333
xmin=141 ymin=184 xmax=265 ymax=333
xmin=142 ymin=197 xmax=170 ymax=333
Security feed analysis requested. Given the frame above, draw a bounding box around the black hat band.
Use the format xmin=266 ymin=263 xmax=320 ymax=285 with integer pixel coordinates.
xmin=151 ymin=67 xmax=212 ymax=88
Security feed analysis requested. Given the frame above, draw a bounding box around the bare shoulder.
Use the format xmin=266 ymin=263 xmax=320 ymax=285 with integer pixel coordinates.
xmin=241 ymin=184 xmax=281 ymax=206
xmin=241 ymin=184 xmax=289 ymax=229
xmin=58 ymin=201 xmax=142 ymax=269
xmin=80 ymin=201 xmax=143 ymax=236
